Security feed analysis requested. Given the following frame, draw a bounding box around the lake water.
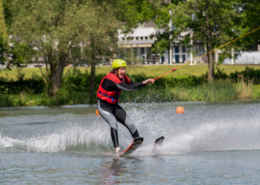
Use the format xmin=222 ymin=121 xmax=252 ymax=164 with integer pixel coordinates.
xmin=1 ymin=101 xmax=260 ymax=184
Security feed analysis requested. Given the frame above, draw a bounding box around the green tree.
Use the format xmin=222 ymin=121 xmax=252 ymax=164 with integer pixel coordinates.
xmin=82 ymin=1 xmax=120 ymax=99
xmin=0 ymin=0 xmax=8 ymax=65
xmin=8 ymin=0 xmax=119 ymax=97
xmin=116 ymin=0 xmax=157 ymax=33
xmin=238 ymin=0 xmax=260 ymax=50
xmin=1 ymin=0 xmax=32 ymax=70
xmin=147 ymin=0 xmax=240 ymax=82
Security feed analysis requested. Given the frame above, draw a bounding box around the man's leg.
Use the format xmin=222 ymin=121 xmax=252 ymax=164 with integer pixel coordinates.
xmin=114 ymin=105 xmax=140 ymax=139
xmin=98 ymin=100 xmax=119 ymax=148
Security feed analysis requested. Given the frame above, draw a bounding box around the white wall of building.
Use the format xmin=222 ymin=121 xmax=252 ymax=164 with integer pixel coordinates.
xmin=223 ymin=52 xmax=260 ymax=64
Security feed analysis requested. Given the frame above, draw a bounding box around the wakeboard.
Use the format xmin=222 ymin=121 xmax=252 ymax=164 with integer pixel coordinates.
xmin=152 ymin=136 xmax=164 ymax=152
xmin=118 ymin=137 xmax=144 ymax=156
xmin=154 ymin=136 xmax=164 ymax=147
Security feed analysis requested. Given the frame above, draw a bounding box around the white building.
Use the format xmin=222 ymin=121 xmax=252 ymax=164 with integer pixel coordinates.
xmin=118 ymin=22 xmax=260 ymax=65
xmin=118 ymin=22 xmax=206 ymax=65
xmin=223 ymin=51 xmax=260 ymax=65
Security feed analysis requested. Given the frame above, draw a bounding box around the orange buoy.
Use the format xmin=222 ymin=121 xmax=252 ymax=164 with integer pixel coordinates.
xmin=95 ymin=109 xmax=100 ymax=116
xmin=176 ymin=106 xmax=185 ymax=114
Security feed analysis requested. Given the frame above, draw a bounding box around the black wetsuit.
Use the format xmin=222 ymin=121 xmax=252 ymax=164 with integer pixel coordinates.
xmin=97 ymin=77 xmax=145 ymax=148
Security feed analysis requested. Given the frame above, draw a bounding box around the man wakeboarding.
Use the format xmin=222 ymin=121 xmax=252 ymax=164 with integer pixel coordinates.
xmin=97 ymin=59 xmax=155 ymax=155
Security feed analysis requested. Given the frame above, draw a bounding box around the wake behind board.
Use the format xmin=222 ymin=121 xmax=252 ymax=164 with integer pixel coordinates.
xmin=118 ymin=137 xmax=144 ymax=156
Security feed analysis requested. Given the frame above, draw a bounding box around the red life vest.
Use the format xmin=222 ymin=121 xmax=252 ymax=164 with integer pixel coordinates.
xmin=97 ymin=72 xmax=131 ymax=104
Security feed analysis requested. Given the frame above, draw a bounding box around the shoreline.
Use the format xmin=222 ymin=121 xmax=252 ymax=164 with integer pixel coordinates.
xmin=1 ymin=82 xmax=259 ymax=108
xmin=1 ymin=98 xmax=260 ymax=109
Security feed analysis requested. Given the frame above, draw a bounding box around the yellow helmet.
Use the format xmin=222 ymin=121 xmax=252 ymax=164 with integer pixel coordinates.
xmin=112 ymin=59 xmax=127 ymax=69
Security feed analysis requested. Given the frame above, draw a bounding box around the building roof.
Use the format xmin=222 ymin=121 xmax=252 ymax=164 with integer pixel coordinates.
xmin=119 ymin=27 xmax=157 ymax=37
xmin=118 ymin=27 xmax=158 ymax=45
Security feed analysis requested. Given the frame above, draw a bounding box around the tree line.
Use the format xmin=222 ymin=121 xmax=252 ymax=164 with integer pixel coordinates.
xmin=0 ymin=0 xmax=259 ymax=98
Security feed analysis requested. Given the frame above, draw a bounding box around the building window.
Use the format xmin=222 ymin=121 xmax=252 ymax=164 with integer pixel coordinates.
xmin=141 ymin=48 xmax=145 ymax=55
xmin=182 ymin=55 xmax=186 ymax=63
xmin=131 ymin=37 xmax=134 ymax=40
xmin=182 ymin=46 xmax=186 ymax=53
xmin=136 ymin=37 xmax=139 ymax=40
xmin=175 ymin=46 xmax=179 ymax=53
xmin=140 ymin=37 xmax=143 ymax=40
xmin=145 ymin=37 xmax=148 ymax=40
xmin=122 ymin=37 xmax=125 ymax=41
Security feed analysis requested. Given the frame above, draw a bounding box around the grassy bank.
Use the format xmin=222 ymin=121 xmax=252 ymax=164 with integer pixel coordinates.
xmin=1 ymin=65 xmax=260 ymax=80
xmin=0 ymin=92 xmax=90 ymax=107
xmin=121 ymin=80 xmax=260 ymax=102
xmin=1 ymin=80 xmax=259 ymax=107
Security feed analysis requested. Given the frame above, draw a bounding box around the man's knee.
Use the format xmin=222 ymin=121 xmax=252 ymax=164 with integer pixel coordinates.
xmin=125 ymin=115 xmax=137 ymax=134
xmin=110 ymin=119 xmax=118 ymax=130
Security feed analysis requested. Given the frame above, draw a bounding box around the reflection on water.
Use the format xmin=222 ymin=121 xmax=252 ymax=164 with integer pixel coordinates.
xmin=99 ymin=157 xmax=144 ymax=184
xmin=100 ymin=158 xmax=127 ymax=184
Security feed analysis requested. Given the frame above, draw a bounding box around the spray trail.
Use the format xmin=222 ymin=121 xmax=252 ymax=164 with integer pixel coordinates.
xmin=0 ymin=101 xmax=260 ymax=155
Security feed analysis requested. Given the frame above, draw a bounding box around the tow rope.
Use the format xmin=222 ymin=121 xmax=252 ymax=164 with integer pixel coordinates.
xmin=153 ymin=27 xmax=260 ymax=81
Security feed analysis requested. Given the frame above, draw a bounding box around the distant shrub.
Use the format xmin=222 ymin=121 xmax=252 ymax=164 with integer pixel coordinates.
xmin=230 ymin=67 xmax=260 ymax=84
xmin=0 ymin=67 xmax=259 ymax=95
xmin=0 ymin=76 xmax=45 ymax=94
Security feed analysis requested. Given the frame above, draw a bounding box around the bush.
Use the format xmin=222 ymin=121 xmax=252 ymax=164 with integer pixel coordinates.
xmin=0 ymin=77 xmax=45 ymax=94
xmin=230 ymin=67 xmax=260 ymax=84
xmin=0 ymin=67 xmax=259 ymax=97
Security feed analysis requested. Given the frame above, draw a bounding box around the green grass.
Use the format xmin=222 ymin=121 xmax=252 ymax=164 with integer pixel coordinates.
xmin=121 ymin=80 xmax=260 ymax=102
xmin=1 ymin=64 xmax=260 ymax=80
xmin=0 ymin=91 xmax=90 ymax=107
xmin=1 ymin=65 xmax=260 ymax=107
